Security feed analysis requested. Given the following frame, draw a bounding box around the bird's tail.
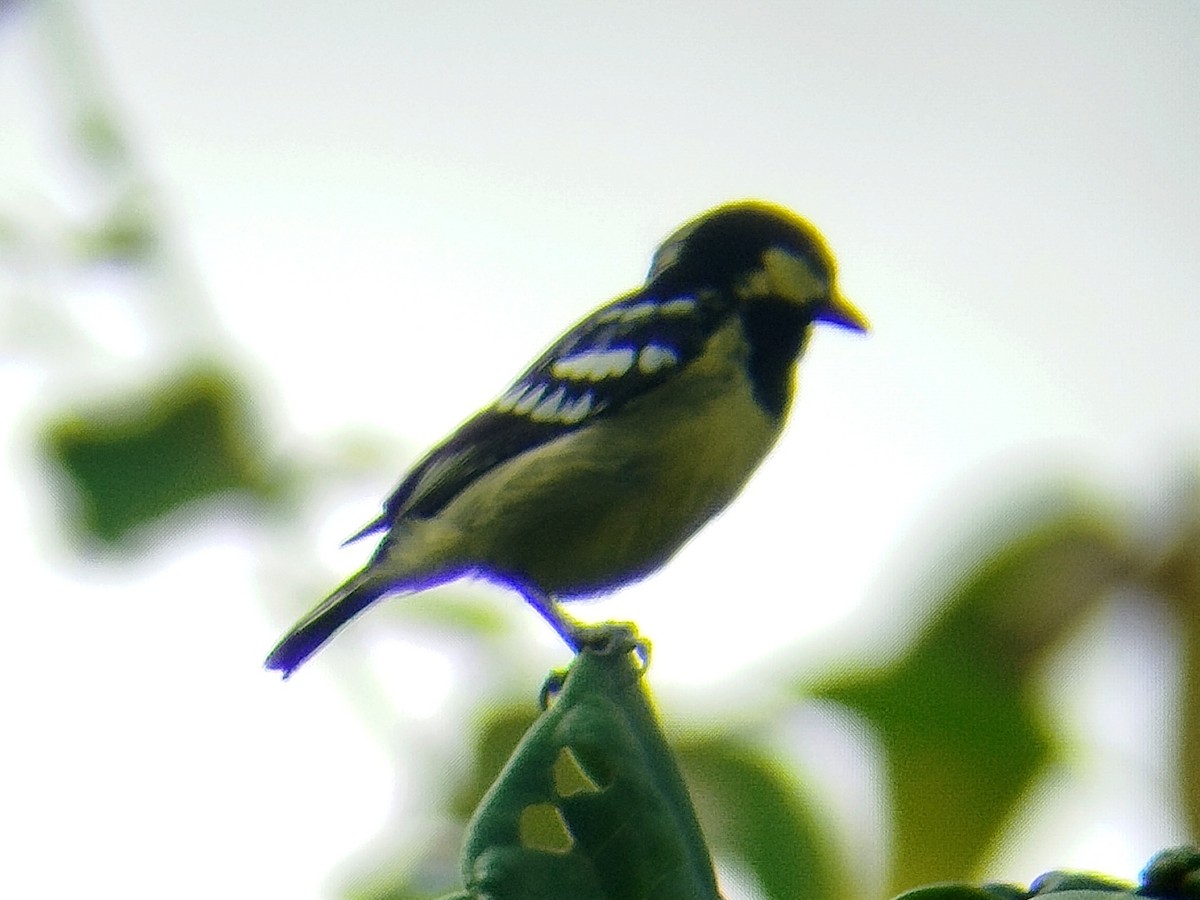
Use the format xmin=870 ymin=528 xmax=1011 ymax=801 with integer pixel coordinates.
xmin=264 ymin=568 xmax=393 ymax=678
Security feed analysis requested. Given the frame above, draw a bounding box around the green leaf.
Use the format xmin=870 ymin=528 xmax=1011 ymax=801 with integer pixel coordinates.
xmin=892 ymin=857 xmax=1160 ymax=900
xmin=813 ymin=498 xmax=1126 ymax=892
xmin=893 ymin=875 xmax=1138 ymax=900
xmin=894 ymin=889 xmax=1137 ymax=900
xmin=890 ymin=886 xmax=1009 ymax=900
xmin=450 ymin=705 xmax=542 ymax=822
xmin=459 ymin=645 xmax=721 ymax=900
xmin=41 ymin=363 xmax=275 ymax=545
xmin=1139 ymin=846 xmax=1200 ymax=900
xmin=1028 ymin=870 xmax=1132 ymax=894
xmin=677 ymin=737 xmax=844 ymax=900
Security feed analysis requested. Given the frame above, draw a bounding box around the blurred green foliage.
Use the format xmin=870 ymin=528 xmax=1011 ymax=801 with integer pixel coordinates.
xmin=41 ymin=364 xmax=276 ymax=545
xmin=12 ymin=1 xmax=284 ymax=549
xmin=675 ymin=736 xmax=843 ymax=900
xmin=69 ymin=187 xmax=160 ymax=264
xmin=813 ymin=509 xmax=1127 ymax=891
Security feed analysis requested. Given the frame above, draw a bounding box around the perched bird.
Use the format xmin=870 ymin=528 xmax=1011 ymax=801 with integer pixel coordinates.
xmin=265 ymin=201 xmax=868 ymax=677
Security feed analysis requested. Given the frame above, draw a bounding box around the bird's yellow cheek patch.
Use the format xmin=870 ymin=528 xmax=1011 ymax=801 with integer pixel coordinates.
xmin=741 ymin=246 xmax=829 ymax=304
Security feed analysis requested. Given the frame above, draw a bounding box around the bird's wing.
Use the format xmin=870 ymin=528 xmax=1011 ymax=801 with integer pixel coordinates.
xmin=346 ymin=288 xmax=729 ymax=539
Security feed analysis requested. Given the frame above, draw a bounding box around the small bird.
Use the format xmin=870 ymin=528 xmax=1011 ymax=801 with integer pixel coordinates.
xmin=265 ymin=201 xmax=868 ymax=677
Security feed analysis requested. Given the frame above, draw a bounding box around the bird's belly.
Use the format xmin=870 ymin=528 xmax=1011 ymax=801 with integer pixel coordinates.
xmin=435 ymin=361 xmax=782 ymax=596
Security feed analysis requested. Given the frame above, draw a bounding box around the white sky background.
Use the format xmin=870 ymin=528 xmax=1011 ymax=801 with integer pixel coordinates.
xmin=1 ymin=1 xmax=1199 ymax=898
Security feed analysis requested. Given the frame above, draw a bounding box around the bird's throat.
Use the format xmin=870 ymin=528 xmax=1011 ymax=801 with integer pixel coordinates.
xmin=740 ymin=303 xmax=809 ymax=417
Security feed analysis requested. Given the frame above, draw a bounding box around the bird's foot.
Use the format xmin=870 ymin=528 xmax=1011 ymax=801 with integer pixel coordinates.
xmin=539 ymin=621 xmax=652 ymax=708
xmin=523 ymin=591 xmax=650 ymax=669
xmin=569 ymin=620 xmax=651 ymax=670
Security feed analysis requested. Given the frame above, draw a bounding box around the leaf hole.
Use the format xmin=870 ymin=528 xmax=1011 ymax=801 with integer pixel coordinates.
xmin=553 ymin=746 xmax=604 ymax=797
xmin=518 ymin=802 xmax=574 ymax=855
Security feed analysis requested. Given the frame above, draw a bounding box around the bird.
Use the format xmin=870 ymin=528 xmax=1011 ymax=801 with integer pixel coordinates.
xmin=265 ymin=200 xmax=868 ymax=677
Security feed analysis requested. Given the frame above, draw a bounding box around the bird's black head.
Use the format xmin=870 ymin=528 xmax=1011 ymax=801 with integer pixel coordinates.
xmin=647 ymin=201 xmax=868 ymax=417
xmin=646 ymin=200 xmax=869 ymax=333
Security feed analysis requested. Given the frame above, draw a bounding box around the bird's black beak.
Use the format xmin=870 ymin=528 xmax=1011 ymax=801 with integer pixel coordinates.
xmin=815 ymin=290 xmax=870 ymax=332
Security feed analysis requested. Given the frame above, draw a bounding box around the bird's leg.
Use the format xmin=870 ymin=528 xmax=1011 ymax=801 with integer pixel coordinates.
xmin=522 ymin=587 xmax=645 ymax=662
xmin=522 ymin=588 xmax=587 ymax=651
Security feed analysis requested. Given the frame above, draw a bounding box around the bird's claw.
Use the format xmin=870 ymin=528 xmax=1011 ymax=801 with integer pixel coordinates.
xmin=540 ymin=621 xmax=651 ymax=708
xmin=571 ymin=621 xmax=651 ymax=670
xmin=539 ymin=669 xmax=568 ymax=709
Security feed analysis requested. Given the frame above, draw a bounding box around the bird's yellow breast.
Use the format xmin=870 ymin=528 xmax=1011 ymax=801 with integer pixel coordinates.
xmin=383 ymin=318 xmax=787 ymax=596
